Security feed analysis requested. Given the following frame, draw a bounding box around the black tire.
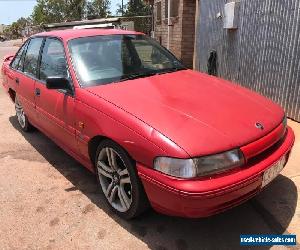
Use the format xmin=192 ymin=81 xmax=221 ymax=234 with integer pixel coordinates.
xmin=95 ymin=139 xmax=149 ymax=219
xmin=15 ymin=94 xmax=33 ymax=132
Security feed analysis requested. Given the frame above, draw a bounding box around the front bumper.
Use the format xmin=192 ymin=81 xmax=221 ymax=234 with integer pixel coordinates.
xmin=137 ymin=126 xmax=295 ymax=218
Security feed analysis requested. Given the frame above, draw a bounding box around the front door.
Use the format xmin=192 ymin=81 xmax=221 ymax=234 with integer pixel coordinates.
xmin=34 ymin=37 xmax=77 ymax=153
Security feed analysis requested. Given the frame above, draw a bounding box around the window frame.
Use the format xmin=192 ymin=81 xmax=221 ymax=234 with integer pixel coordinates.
xmin=37 ymin=36 xmax=75 ymax=97
xmin=67 ymin=34 xmax=185 ymax=88
xmin=164 ymin=0 xmax=179 ymax=19
xmin=17 ymin=40 xmax=31 ymax=72
xmin=38 ymin=37 xmax=69 ymax=82
xmin=9 ymin=35 xmax=75 ymax=96
xmin=156 ymin=1 xmax=162 ymax=24
xmin=10 ymin=39 xmax=30 ymax=72
xmin=22 ymin=37 xmax=45 ymax=79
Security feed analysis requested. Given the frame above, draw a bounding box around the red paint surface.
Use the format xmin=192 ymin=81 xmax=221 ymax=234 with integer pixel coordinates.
xmin=87 ymin=69 xmax=284 ymax=157
xmin=138 ymin=127 xmax=294 ymax=217
xmin=1 ymin=29 xmax=295 ymax=218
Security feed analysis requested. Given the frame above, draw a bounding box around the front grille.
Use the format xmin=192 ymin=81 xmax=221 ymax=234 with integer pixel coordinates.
xmin=246 ymin=130 xmax=287 ymax=166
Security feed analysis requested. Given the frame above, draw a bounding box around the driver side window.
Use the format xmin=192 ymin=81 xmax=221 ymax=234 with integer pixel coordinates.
xmin=39 ymin=38 xmax=68 ymax=82
xmin=132 ymin=39 xmax=172 ymax=69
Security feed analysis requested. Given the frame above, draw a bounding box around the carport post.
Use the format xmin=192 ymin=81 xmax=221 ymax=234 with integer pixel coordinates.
xmin=167 ymin=0 xmax=171 ymax=49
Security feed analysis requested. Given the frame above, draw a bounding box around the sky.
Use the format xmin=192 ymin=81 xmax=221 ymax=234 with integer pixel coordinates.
xmin=0 ymin=0 xmax=128 ymax=25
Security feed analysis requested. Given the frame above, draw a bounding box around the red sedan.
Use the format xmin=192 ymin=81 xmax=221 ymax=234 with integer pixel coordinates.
xmin=1 ymin=29 xmax=295 ymax=219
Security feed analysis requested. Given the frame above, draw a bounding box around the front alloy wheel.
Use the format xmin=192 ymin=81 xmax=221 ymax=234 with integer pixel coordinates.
xmin=95 ymin=140 xmax=149 ymax=219
xmin=97 ymin=147 xmax=132 ymax=212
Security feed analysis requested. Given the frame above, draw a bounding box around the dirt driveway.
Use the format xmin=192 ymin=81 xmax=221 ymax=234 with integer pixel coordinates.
xmin=0 ymin=41 xmax=299 ymax=250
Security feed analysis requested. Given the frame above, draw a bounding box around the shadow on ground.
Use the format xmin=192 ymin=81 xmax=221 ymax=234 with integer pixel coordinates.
xmin=9 ymin=116 xmax=298 ymax=250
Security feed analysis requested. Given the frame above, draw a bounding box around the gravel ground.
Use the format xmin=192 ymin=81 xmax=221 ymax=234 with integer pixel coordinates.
xmin=0 ymin=40 xmax=299 ymax=250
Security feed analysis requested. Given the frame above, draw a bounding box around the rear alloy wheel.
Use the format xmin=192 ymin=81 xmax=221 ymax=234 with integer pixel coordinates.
xmin=15 ymin=95 xmax=32 ymax=132
xmin=95 ymin=140 xmax=149 ymax=219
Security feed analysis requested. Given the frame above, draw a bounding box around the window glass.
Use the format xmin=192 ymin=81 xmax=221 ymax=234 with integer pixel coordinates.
xmin=156 ymin=2 xmax=162 ymax=23
xmin=11 ymin=41 xmax=28 ymax=70
xmin=17 ymin=42 xmax=29 ymax=71
xmin=23 ymin=38 xmax=44 ymax=77
xmin=132 ymin=39 xmax=171 ymax=69
xmin=69 ymin=35 xmax=184 ymax=87
xmin=164 ymin=0 xmax=179 ymax=18
xmin=39 ymin=38 xmax=68 ymax=81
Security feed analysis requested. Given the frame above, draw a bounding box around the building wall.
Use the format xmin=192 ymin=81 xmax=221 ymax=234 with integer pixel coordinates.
xmin=196 ymin=0 xmax=300 ymax=122
xmin=153 ymin=0 xmax=195 ymax=68
xmin=181 ymin=0 xmax=196 ymax=68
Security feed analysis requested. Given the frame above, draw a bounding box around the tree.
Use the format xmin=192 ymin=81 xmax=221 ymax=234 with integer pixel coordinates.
xmin=124 ymin=0 xmax=151 ymax=17
xmin=31 ymin=0 xmax=111 ymax=25
xmin=86 ymin=0 xmax=111 ymax=19
xmin=116 ymin=2 xmax=127 ymax=16
xmin=65 ymin=0 xmax=86 ymax=21
xmin=31 ymin=0 xmax=66 ymax=24
xmin=3 ymin=17 xmax=31 ymax=39
xmin=32 ymin=0 xmax=86 ymax=25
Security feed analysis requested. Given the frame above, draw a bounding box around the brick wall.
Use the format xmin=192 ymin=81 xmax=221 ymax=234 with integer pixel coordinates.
xmin=153 ymin=0 xmax=196 ymax=68
xmin=181 ymin=0 xmax=196 ymax=68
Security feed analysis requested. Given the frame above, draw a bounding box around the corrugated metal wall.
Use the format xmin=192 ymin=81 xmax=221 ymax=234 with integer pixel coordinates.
xmin=196 ymin=0 xmax=300 ymax=121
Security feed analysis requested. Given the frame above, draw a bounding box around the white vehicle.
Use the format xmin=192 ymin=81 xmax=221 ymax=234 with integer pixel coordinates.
xmin=73 ymin=23 xmax=115 ymax=29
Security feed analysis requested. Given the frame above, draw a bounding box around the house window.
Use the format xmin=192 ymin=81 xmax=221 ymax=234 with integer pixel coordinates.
xmin=156 ymin=2 xmax=162 ymax=23
xmin=164 ymin=0 xmax=179 ymax=18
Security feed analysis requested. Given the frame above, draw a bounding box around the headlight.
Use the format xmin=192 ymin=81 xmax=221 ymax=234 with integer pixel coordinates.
xmin=193 ymin=149 xmax=245 ymax=177
xmin=154 ymin=157 xmax=196 ymax=178
xmin=154 ymin=149 xmax=245 ymax=179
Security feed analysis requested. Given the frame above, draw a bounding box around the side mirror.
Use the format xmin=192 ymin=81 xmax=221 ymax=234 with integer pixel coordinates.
xmin=46 ymin=77 xmax=72 ymax=93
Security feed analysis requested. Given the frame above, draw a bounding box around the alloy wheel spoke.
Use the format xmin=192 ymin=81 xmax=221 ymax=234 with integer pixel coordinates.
xmin=106 ymin=148 xmax=119 ymax=171
xmin=98 ymin=147 xmax=132 ymax=212
xmin=98 ymin=168 xmax=113 ymax=179
xmin=15 ymin=99 xmax=25 ymax=128
xmin=119 ymin=169 xmax=130 ymax=184
xmin=15 ymin=100 xmax=21 ymax=108
xmin=108 ymin=185 xmax=118 ymax=203
xmin=98 ymin=160 xmax=114 ymax=173
xmin=21 ymin=113 xmax=25 ymax=123
xmin=105 ymin=182 xmax=114 ymax=196
xmin=118 ymin=168 xmax=128 ymax=177
xmin=118 ymin=186 xmax=131 ymax=210
xmin=17 ymin=114 xmax=25 ymax=127
xmin=120 ymin=176 xmax=130 ymax=184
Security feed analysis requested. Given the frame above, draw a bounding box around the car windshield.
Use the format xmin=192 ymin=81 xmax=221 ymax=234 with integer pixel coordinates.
xmin=68 ymin=34 xmax=185 ymax=87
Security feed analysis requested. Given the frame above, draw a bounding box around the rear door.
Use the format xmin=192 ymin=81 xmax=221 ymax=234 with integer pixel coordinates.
xmin=13 ymin=37 xmax=44 ymax=123
xmin=35 ymin=37 xmax=77 ymax=153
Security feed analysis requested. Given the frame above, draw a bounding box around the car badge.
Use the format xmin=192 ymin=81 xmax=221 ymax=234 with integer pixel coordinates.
xmin=255 ymin=122 xmax=264 ymax=130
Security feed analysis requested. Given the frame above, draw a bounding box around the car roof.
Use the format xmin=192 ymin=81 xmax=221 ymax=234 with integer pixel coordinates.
xmin=33 ymin=28 xmax=144 ymax=41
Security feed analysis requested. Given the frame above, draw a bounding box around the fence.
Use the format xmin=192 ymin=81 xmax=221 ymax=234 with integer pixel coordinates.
xmin=196 ymin=0 xmax=300 ymax=122
xmin=120 ymin=15 xmax=153 ymax=35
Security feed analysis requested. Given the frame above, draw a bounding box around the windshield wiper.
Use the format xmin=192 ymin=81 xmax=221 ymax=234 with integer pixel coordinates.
xmin=118 ymin=71 xmax=158 ymax=82
xmin=156 ymin=67 xmax=186 ymax=75
xmin=115 ymin=67 xmax=186 ymax=83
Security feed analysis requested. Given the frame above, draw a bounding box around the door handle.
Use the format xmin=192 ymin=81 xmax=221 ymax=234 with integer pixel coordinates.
xmin=35 ymin=88 xmax=41 ymax=96
xmin=15 ymin=78 xmax=19 ymax=84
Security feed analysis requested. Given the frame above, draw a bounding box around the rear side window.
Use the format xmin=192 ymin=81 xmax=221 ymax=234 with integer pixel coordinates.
xmin=39 ymin=38 xmax=68 ymax=81
xmin=11 ymin=41 xmax=28 ymax=70
xmin=17 ymin=42 xmax=30 ymax=71
xmin=23 ymin=38 xmax=44 ymax=77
